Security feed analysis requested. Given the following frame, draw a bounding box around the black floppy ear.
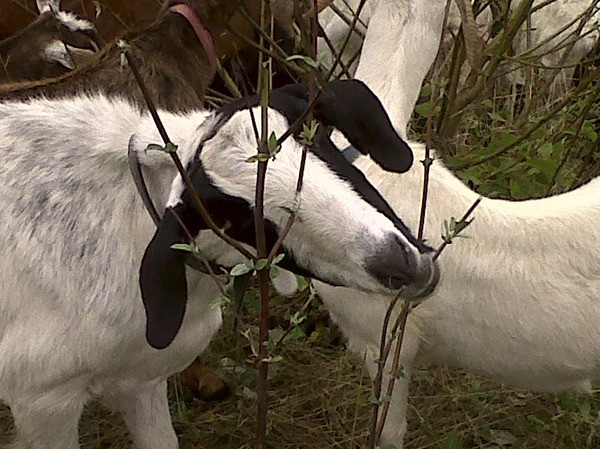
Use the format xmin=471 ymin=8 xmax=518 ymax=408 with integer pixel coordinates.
xmin=139 ymin=207 xmax=190 ymax=349
xmin=314 ymin=79 xmax=414 ymax=173
xmin=139 ymin=159 xmax=248 ymax=349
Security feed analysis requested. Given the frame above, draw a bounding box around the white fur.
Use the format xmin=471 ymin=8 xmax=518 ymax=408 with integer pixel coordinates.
xmin=36 ymin=0 xmax=60 ymax=14
xmin=509 ymin=0 xmax=599 ymax=93
xmin=316 ymin=146 xmax=600 ymax=446
xmin=55 ymin=10 xmax=96 ymax=32
xmin=0 ymin=94 xmax=432 ymax=448
xmin=318 ymin=0 xmax=448 ymax=139
xmin=318 ymin=0 xmax=599 ymax=135
xmin=314 ymin=0 xmax=600 ymax=447
xmin=42 ymin=40 xmax=96 ymax=70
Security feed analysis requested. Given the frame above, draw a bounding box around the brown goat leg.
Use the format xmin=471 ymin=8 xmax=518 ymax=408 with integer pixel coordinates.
xmin=178 ymin=357 xmax=231 ymax=401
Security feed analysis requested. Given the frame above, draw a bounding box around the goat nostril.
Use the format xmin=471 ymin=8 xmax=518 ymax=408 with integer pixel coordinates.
xmin=388 ymin=275 xmax=411 ymax=290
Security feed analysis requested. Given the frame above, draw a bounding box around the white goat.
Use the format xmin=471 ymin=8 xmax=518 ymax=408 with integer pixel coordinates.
xmin=318 ymin=0 xmax=449 ymax=139
xmin=508 ymin=0 xmax=600 ymax=93
xmin=317 ymin=146 xmax=600 ymax=446
xmin=0 ymin=80 xmax=438 ymax=449
xmin=319 ymin=0 xmax=599 ymax=126
xmin=315 ymin=0 xmax=600 ymax=448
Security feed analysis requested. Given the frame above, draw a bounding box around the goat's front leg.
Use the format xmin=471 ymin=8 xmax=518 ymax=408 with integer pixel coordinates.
xmin=10 ymin=386 xmax=89 ymax=449
xmin=361 ymin=345 xmax=413 ymax=449
xmin=112 ymin=380 xmax=178 ymax=449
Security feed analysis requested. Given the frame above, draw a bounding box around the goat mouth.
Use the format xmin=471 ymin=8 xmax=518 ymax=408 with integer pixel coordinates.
xmin=401 ymin=257 xmax=440 ymax=300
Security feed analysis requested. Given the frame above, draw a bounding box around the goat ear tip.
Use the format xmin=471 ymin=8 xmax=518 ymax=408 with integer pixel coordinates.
xmin=146 ymin=330 xmax=174 ymax=350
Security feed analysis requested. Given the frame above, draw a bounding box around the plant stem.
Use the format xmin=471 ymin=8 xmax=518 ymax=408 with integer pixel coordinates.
xmin=122 ymin=49 xmax=255 ymax=260
xmin=255 ymin=1 xmax=271 ymax=446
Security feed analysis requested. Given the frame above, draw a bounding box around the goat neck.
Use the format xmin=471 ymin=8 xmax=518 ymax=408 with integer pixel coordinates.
xmin=168 ymin=3 xmax=218 ymax=76
xmin=354 ymin=0 xmax=447 ymax=139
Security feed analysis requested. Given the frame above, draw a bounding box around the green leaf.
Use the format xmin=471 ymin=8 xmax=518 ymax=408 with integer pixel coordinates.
xmin=164 ymin=142 xmax=178 ymax=153
xmin=263 ymin=355 xmax=284 ymax=364
xmin=528 ymin=158 xmax=558 ymax=181
xmin=272 ymin=253 xmax=285 ymax=264
xmin=210 ymin=296 xmax=230 ymax=310
xmin=442 ymin=432 xmax=464 ymax=449
xmin=246 ymin=153 xmax=271 ymax=163
xmin=269 ymin=266 xmax=280 ymax=280
xmin=146 ymin=143 xmax=164 ymax=152
xmin=286 ymin=326 xmax=306 ymax=341
xmin=254 ymin=259 xmax=268 ymax=271
xmin=489 ymin=429 xmax=518 ymax=446
xmin=296 ymin=276 xmax=310 ymax=292
xmin=289 ymin=311 xmax=307 ymax=326
xmin=145 ymin=142 xmax=178 ymax=154
xmin=241 ymin=386 xmax=257 ymax=399
xmin=286 ymin=54 xmax=320 ymax=69
xmin=230 ymin=263 xmax=253 ymax=277
xmin=414 ymin=102 xmax=431 ymax=118
xmin=268 ymin=131 xmax=280 ymax=156
xmin=300 ymin=120 xmax=320 ymax=147
xmin=498 ymin=131 xmax=517 ymax=147
xmin=536 ymin=142 xmax=554 ymax=157
xmin=170 ymin=243 xmax=202 ymax=256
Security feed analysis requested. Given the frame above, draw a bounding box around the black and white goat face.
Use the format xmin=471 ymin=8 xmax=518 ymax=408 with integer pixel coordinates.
xmin=140 ymin=80 xmax=439 ymax=349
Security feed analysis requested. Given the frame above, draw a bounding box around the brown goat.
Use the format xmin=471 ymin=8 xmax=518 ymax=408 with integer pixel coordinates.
xmin=2 ymin=0 xmax=261 ymax=66
xmin=0 ymin=8 xmax=99 ymax=83
xmin=0 ymin=0 xmax=259 ymax=112
xmin=1 ymin=0 xmax=161 ymax=41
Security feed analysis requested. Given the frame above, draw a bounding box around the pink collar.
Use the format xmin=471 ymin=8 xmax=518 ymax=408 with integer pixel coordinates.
xmin=168 ymin=3 xmax=218 ymax=76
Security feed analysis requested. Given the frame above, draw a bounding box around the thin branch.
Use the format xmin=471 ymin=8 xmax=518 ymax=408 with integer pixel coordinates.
xmin=121 ymin=47 xmax=255 ymax=261
xmin=255 ymin=2 xmax=271 ymax=446
xmin=370 ymin=2 xmax=454 ymax=446
xmin=454 ymin=68 xmax=600 ymax=170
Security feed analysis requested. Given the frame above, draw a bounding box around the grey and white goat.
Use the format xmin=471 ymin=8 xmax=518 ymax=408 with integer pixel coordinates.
xmin=0 ymin=80 xmax=439 ymax=449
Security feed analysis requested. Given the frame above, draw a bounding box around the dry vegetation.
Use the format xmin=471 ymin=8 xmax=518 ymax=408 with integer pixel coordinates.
xmin=3 ymin=298 xmax=600 ymax=448
xmin=1 ymin=0 xmax=599 ymax=447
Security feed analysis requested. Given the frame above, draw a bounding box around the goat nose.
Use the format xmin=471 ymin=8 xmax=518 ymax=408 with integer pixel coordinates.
xmin=366 ymin=235 xmax=440 ymax=298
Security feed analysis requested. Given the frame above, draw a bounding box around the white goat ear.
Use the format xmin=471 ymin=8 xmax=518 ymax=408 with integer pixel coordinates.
xmin=36 ymin=0 xmax=60 ymax=14
xmin=43 ymin=41 xmax=94 ymax=70
xmin=64 ymin=44 xmax=95 ymax=67
xmin=43 ymin=40 xmax=75 ymax=69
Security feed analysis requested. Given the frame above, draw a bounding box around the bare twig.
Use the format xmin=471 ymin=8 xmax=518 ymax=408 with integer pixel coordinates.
xmin=369 ymin=2 xmax=454 ymax=446
xmin=255 ymin=2 xmax=271 ymax=446
xmin=454 ymin=67 xmax=600 ymax=170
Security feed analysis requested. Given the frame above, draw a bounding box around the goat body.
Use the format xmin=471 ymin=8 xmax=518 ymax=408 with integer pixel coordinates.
xmin=0 ymin=0 xmax=264 ymax=81
xmin=316 ymin=145 xmax=600 ymax=446
xmin=0 ymin=80 xmax=438 ymax=448
xmin=313 ymin=1 xmax=600 ymax=447
xmin=0 ymin=0 xmax=248 ymax=111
